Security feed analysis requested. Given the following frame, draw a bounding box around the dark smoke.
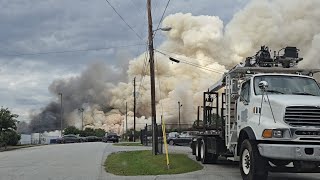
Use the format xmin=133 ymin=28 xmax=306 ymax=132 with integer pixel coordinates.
xmin=29 ymin=102 xmax=60 ymax=132
xmin=28 ymin=60 xmax=129 ymax=132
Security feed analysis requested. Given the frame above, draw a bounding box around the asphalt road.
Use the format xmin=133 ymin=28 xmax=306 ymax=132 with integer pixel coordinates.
xmin=0 ymin=143 xmax=319 ymax=180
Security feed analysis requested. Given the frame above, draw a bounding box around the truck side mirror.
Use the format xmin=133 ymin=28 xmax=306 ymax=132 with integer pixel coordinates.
xmin=259 ymin=81 xmax=268 ymax=90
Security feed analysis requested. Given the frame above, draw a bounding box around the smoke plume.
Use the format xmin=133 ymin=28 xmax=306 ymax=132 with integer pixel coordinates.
xmin=29 ymin=0 xmax=320 ymax=134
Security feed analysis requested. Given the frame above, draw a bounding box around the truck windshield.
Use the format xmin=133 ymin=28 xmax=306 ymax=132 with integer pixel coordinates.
xmin=254 ymin=75 xmax=320 ymax=96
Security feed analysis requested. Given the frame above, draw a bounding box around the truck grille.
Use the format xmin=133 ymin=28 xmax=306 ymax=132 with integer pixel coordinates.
xmin=284 ymin=106 xmax=320 ymax=127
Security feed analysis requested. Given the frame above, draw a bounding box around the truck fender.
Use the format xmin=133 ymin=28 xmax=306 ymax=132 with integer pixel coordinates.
xmin=237 ymin=127 xmax=256 ymax=155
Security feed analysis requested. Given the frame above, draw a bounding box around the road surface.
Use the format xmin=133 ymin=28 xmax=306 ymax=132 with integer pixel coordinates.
xmin=0 ymin=143 xmax=319 ymax=180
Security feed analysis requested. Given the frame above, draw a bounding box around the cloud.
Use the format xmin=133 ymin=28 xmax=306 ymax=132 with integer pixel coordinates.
xmin=0 ymin=0 xmax=248 ymax=123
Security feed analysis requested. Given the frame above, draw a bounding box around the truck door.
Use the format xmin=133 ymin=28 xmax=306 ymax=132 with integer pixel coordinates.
xmin=237 ymin=80 xmax=251 ymax=128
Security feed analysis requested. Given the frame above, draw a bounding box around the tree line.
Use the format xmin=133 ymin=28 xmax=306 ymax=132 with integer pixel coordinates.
xmin=64 ymin=126 xmax=106 ymax=137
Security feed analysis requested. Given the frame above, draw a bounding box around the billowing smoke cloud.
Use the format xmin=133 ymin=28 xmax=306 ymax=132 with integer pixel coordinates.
xmin=225 ymin=0 xmax=320 ymax=67
xmin=29 ymin=0 xmax=320 ymax=134
xmin=29 ymin=102 xmax=60 ymax=132
xmin=28 ymin=61 xmax=126 ymax=133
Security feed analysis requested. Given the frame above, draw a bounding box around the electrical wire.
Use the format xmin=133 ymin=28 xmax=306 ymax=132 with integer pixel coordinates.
xmin=138 ymin=42 xmax=149 ymax=95
xmin=2 ymin=44 xmax=145 ymax=57
xmin=155 ymin=49 xmax=225 ymax=74
xmin=180 ymin=61 xmax=224 ymax=74
xmin=105 ymin=0 xmax=143 ymax=41
xmin=153 ymin=0 xmax=171 ymax=39
xmin=129 ymin=0 xmax=147 ymax=38
xmin=157 ymin=48 xmax=217 ymax=64
xmin=136 ymin=42 xmax=150 ymax=108
xmin=129 ymin=0 xmax=145 ymax=18
xmin=155 ymin=56 xmax=164 ymax=117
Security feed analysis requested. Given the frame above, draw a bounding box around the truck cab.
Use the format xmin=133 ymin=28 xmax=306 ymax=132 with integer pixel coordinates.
xmin=236 ymin=73 xmax=320 ymax=176
xmin=238 ymin=73 xmax=320 ymax=141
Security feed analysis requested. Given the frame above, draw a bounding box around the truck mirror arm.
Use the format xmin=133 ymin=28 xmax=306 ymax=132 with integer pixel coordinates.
xmin=239 ymin=95 xmax=249 ymax=105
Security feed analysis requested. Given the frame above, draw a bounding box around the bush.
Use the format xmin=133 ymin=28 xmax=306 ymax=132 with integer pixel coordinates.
xmin=64 ymin=126 xmax=80 ymax=135
xmin=0 ymin=130 xmax=21 ymax=146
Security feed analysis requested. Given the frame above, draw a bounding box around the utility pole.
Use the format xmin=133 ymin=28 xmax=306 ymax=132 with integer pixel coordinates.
xmin=58 ymin=93 xmax=63 ymax=137
xmin=38 ymin=116 xmax=41 ymax=144
xmin=178 ymin=101 xmax=182 ymax=132
xmin=133 ymin=77 xmax=136 ymax=142
xmin=147 ymin=0 xmax=158 ymax=155
xmin=125 ymin=102 xmax=128 ymax=135
xmin=197 ymin=106 xmax=200 ymax=127
xmin=78 ymin=108 xmax=84 ymax=130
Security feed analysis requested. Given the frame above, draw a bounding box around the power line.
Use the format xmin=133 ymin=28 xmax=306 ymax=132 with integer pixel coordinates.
xmin=155 ymin=56 xmax=164 ymax=116
xmin=157 ymin=48 xmax=217 ymax=64
xmin=181 ymin=61 xmax=224 ymax=74
xmin=105 ymin=0 xmax=143 ymax=40
xmin=138 ymin=42 xmax=149 ymax=94
xmin=136 ymin=42 xmax=149 ymax=109
xmin=155 ymin=49 xmax=225 ymax=74
xmin=153 ymin=0 xmax=171 ymax=39
xmin=129 ymin=0 xmax=145 ymax=18
xmin=129 ymin=0 xmax=147 ymax=38
xmin=2 ymin=44 xmax=145 ymax=57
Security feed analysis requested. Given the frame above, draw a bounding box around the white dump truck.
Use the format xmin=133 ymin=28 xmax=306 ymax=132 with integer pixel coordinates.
xmin=191 ymin=46 xmax=320 ymax=180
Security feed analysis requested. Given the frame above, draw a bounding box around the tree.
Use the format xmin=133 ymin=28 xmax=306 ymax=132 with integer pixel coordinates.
xmin=0 ymin=108 xmax=20 ymax=148
xmin=2 ymin=130 xmax=20 ymax=146
xmin=0 ymin=107 xmax=19 ymax=132
xmin=64 ymin=126 xmax=80 ymax=135
xmin=94 ymin=129 xmax=106 ymax=137
xmin=81 ymin=128 xmax=95 ymax=137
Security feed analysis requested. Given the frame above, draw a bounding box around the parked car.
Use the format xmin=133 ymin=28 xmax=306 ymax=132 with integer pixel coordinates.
xmin=103 ymin=133 xmax=119 ymax=143
xmin=56 ymin=137 xmax=63 ymax=144
xmin=86 ymin=136 xmax=99 ymax=142
xmin=168 ymin=132 xmax=179 ymax=138
xmin=167 ymin=131 xmax=197 ymax=146
xmin=61 ymin=134 xmax=81 ymax=143
xmin=79 ymin=136 xmax=87 ymax=142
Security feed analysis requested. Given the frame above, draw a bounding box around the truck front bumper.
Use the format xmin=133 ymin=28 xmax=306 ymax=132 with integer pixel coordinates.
xmin=258 ymin=144 xmax=320 ymax=161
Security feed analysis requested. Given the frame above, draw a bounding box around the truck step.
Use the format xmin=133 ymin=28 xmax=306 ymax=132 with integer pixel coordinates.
xmin=226 ymin=156 xmax=239 ymax=161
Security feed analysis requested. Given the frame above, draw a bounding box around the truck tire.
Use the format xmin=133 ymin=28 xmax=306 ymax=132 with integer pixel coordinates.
xmin=191 ymin=141 xmax=196 ymax=155
xmin=240 ymin=140 xmax=268 ymax=180
xmin=201 ymin=139 xmax=218 ymax=164
xmin=195 ymin=139 xmax=202 ymax=161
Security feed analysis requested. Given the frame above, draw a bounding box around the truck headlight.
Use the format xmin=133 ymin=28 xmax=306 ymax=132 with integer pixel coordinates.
xmin=262 ymin=129 xmax=285 ymax=138
xmin=272 ymin=130 xmax=283 ymax=138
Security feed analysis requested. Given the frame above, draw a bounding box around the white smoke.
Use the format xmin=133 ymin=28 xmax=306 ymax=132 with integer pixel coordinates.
xmin=225 ymin=0 xmax=320 ymax=66
xmin=35 ymin=0 xmax=320 ymax=134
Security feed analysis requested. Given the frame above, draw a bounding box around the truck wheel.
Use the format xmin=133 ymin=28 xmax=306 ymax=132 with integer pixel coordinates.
xmin=201 ymin=139 xmax=218 ymax=164
xmin=195 ymin=139 xmax=201 ymax=161
xmin=191 ymin=141 xmax=196 ymax=155
xmin=240 ymin=140 xmax=268 ymax=180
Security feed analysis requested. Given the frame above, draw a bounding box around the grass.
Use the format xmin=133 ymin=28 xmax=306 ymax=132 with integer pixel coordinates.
xmin=105 ymin=150 xmax=203 ymax=176
xmin=113 ymin=142 xmax=143 ymax=146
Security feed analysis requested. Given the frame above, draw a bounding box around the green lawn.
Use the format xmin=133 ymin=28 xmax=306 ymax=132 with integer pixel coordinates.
xmin=113 ymin=142 xmax=142 ymax=146
xmin=105 ymin=150 xmax=203 ymax=176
